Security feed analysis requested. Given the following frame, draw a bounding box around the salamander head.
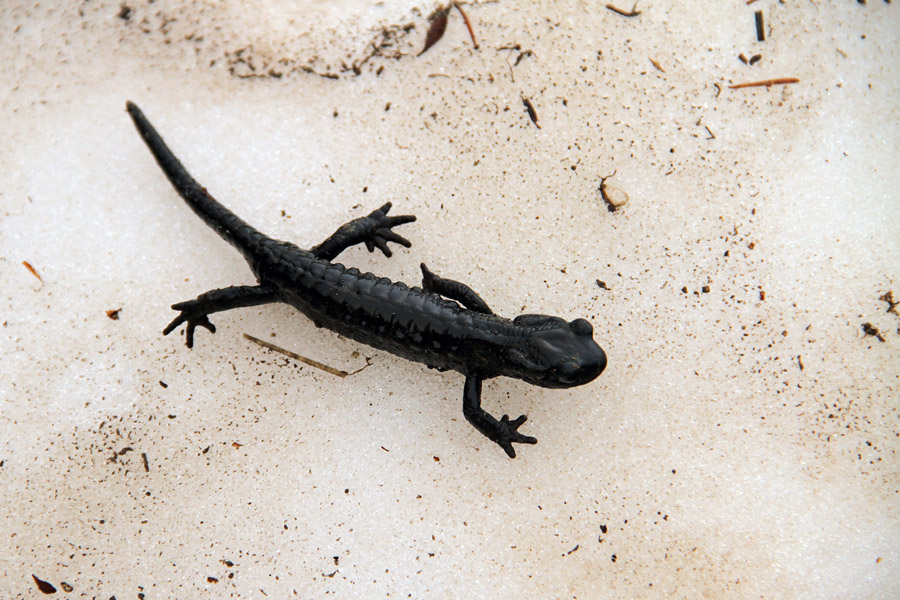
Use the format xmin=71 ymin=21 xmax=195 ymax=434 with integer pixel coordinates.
xmin=501 ymin=314 xmax=606 ymax=388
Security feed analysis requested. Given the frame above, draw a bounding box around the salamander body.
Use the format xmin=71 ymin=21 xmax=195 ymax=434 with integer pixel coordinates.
xmin=127 ymin=101 xmax=606 ymax=457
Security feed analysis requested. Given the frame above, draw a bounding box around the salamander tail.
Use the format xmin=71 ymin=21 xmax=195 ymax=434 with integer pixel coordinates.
xmin=126 ymin=101 xmax=265 ymax=259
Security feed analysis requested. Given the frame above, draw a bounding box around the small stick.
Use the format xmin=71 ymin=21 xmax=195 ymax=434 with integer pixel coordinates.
xmin=728 ymin=77 xmax=799 ymax=89
xmin=606 ymin=2 xmax=641 ymax=17
xmin=22 ymin=260 xmax=42 ymax=282
xmin=454 ymin=3 xmax=479 ymax=49
xmin=649 ymin=57 xmax=665 ymax=72
xmin=244 ymin=333 xmax=349 ymax=377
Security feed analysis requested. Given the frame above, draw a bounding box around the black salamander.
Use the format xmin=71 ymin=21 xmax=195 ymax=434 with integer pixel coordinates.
xmin=126 ymin=101 xmax=607 ymax=458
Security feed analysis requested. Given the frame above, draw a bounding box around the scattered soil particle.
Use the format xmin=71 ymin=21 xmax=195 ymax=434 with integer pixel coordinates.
xmin=879 ymin=291 xmax=898 ymax=315
xmin=861 ymin=322 xmax=885 ymax=342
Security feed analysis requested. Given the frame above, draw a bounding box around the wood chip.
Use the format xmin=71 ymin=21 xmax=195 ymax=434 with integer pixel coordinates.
xmin=755 ymin=10 xmax=765 ymax=42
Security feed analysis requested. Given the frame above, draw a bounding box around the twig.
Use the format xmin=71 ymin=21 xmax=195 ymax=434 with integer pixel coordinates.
xmin=649 ymin=57 xmax=665 ymax=72
xmin=454 ymin=3 xmax=479 ymax=49
xmin=728 ymin=77 xmax=799 ymax=89
xmin=22 ymin=260 xmax=42 ymax=283
xmin=244 ymin=333 xmax=350 ymax=377
xmin=606 ymin=2 xmax=641 ymax=17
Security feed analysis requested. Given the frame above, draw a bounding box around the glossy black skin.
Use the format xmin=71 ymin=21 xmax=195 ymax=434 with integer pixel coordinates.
xmin=126 ymin=101 xmax=607 ymax=457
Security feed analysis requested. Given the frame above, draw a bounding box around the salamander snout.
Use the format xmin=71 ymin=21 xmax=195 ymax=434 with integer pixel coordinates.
xmin=552 ymin=319 xmax=606 ymax=386
xmin=555 ymin=340 xmax=606 ymax=386
xmin=509 ymin=316 xmax=607 ymax=388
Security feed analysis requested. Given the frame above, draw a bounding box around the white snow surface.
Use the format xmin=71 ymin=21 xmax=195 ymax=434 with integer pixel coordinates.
xmin=1 ymin=1 xmax=898 ymax=598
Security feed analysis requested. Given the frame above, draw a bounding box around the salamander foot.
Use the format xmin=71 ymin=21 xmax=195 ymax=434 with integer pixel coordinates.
xmin=463 ymin=375 xmax=537 ymax=458
xmin=494 ymin=414 xmax=538 ymax=458
xmin=312 ymin=202 xmax=416 ymax=260
xmin=361 ymin=202 xmax=416 ymax=257
xmin=164 ymin=303 xmax=216 ymax=349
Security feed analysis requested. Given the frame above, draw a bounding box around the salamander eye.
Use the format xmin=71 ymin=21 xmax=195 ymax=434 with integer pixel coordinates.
xmin=569 ymin=318 xmax=593 ymax=336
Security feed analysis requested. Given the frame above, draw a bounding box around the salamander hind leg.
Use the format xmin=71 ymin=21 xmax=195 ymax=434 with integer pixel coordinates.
xmin=420 ymin=264 xmax=493 ymax=314
xmin=164 ymin=285 xmax=278 ymax=348
xmin=312 ymin=203 xmax=416 ymax=261
xmin=463 ymin=375 xmax=537 ymax=458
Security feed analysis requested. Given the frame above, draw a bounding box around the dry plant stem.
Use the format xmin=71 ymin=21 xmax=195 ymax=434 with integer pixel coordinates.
xmin=729 ymin=77 xmax=799 ymax=89
xmin=244 ymin=333 xmax=350 ymax=377
xmin=606 ymin=3 xmax=640 ymax=17
xmin=454 ymin=3 xmax=479 ymax=49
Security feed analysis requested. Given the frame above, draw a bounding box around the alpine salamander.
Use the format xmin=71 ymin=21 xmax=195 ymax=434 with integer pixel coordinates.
xmin=126 ymin=101 xmax=607 ymax=458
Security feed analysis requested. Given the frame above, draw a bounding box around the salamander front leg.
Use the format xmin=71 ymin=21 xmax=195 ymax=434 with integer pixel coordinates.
xmin=164 ymin=285 xmax=278 ymax=348
xmin=463 ymin=375 xmax=537 ymax=458
xmin=312 ymin=202 xmax=416 ymax=260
